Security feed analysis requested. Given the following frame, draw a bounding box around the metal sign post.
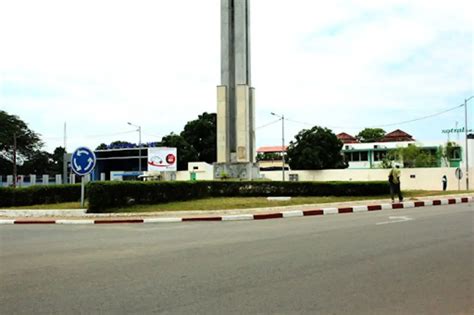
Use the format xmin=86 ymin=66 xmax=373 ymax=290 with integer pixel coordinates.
xmin=71 ymin=147 xmax=96 ymax=208
xmin=455 ymin=167 xmax=463 ymax=191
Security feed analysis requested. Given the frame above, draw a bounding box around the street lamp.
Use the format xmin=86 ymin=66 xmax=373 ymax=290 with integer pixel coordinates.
xmin=271 ymin=112 xmax=285 ymax=181
xmin=127 ymin=122 xmax=142 ymax=173
xmin=464 ymin=96 xmax=473 ymax=190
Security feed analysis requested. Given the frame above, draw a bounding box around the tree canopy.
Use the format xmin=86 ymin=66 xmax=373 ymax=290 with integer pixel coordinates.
xmin=287 ymin=126 xmax=347 ymax=170
xmin=356 ymin=128 xmax=386 ymax=143
xmin=383 ymin=145 xmax=438 ymax=168
xmin=180 ymin=112 xmax=216 ymax=164
xmin=0 ymin=110 xmax=42 ymax=158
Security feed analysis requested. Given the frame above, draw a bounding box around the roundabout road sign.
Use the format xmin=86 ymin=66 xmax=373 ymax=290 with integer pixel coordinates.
xmin=71 ymin=147 xmax=96 ymax=176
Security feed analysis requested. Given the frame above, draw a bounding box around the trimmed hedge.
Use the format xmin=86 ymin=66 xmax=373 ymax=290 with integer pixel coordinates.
xmin=87 ymin=180 xmax=388 ymax=213
xmin=0 ymin=184 xmax=81 ymax=207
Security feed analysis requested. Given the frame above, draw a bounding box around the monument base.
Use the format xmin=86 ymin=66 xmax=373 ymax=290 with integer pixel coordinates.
xmin=213 ymin=162 xmax=260 ymax=180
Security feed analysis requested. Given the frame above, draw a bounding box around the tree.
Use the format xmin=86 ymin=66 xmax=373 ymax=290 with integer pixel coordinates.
xmin=0 ymin=110 xmax=42 ymax=158
xmin=50 ymin=146 xmax=66 ymax=174
xmin=287 ymin=126 xmax=347 ymax=170
xmin=383 ymin=145 xmax=438 ymax=168
xmin=356 ymin=128 xmax=386 ymax=143
xmin=159 ymin=133 xmax=198 ymax=171
xmin=181 ymin=112 xmax=217 ymax=164
xmin=20 ymin=151 xmax=53 ymax=175
xmin=96 ymin=143 xmax=108 ymax=150
xmin=0 ymin=111 xmax=43 ymax=175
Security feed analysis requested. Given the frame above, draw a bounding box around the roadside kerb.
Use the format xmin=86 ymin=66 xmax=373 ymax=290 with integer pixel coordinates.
xmin=0 ymin=196 xmax=471 ymax=225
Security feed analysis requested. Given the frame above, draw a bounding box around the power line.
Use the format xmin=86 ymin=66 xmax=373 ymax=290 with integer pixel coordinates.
xmin=284 ymin=103 xmax=464 ymax=130
xmin=256 ymin=118 xmax=281 ymax=130
xmin=366 ymin=104 xmax=464 ymax=128
xmin=43 ymin=130 xmax=136 ymax=141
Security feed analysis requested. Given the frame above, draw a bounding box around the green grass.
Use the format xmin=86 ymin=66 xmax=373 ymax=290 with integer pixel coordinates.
xmin=2 ymin=190 xmax=470 ymax=212
xmin=106 ymin=190 xmax=472 ymax=213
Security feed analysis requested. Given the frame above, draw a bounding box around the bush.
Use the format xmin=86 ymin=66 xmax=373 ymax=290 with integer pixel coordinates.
xmin=87 ymin=180 xmax=388 ymax=213
xmin=0 ymin=184 xmax=81 ymax=207
xmin=87 ymin=181 xmax=209 ymax=212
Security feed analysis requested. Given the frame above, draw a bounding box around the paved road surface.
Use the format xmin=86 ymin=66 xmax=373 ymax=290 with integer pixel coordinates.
xmin=1 ymin=204 xmax=473 ymax=314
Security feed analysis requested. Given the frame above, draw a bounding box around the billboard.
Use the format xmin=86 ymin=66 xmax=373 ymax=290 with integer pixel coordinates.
xmin=147 ymin=147 xmax=177 ymax=172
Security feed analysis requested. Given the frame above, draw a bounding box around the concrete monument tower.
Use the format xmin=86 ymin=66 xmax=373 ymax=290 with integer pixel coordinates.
xmin=215 ymin=0 xmax=259 ymax=179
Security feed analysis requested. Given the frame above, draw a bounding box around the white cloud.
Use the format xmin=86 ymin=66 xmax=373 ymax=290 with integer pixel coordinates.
xmin=0 ymin=0 xmax=472 ymax=152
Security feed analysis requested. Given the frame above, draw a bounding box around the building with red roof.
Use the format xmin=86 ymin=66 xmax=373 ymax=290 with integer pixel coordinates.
xmin=380 ymin=129 xmax=415 ymax=142
xmin=336 ymin=132 xmax=359 ymax=144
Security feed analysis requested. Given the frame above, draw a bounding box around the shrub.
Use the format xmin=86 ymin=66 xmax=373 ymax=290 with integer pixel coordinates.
xmin=0 ymin=184 xmax=81 ymax=207
xmin=87 ymin=180 xmax=388 ymax=213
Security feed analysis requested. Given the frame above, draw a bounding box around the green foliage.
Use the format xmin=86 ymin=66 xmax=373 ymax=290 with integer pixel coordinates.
xmin=356 ymin=128 xmax=386 ymax=143
xmin=87 ymin=181 xmax=208 ymax=212
xmin=287 ymin=126 xmax=347 ymax=170
xmin=87 ymin=180 xmax=388 ymax=212
xmin=0 ymin=111 xmax=43 ymax=174
xmin=439 ymin=142 xmax=462 ymax=164
xmin=0 ymin=110 xmax=43 ymax=157
xmin=11 ymin=146 xmax=66 ymax=176
xmin=383 ymin=145 xmax=439 ymax=168
xmin=256 ymin=152 xmax=283 ymax=161
xmin=0 ymin=184 xmax=81 ymax=207
xmin=96 ymin=143 xmax=108 ymax=150
xmin=180 ymin=112 xmax=217 ymax=164
xmin=20 ymin=151 xmax=53 ymax=175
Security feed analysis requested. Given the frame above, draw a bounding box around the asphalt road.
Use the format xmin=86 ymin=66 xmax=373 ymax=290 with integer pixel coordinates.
xmin=1 ymin=204 xmax=473 ymax=314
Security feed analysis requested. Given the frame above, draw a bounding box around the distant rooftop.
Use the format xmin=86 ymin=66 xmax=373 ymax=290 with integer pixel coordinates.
xmin=380 ymin=129 xmax=414 ymax=142
xmin=257 ymin=146 xmax=288 ymax=153
xmin=336 ymin=132 xmax=359 ymax=144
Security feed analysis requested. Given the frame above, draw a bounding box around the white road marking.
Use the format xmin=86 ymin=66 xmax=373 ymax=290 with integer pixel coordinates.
xmin=376 ymin=216 xmax=414 ymax=225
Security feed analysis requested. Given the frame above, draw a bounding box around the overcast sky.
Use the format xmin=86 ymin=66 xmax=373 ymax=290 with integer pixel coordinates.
xmin=1 ymin=0 xmax=473 ymax=153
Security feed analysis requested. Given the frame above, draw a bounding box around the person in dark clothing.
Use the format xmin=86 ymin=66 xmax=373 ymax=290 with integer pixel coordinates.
xmin=388 ymin=165 xmax=403 ymax=203
xmin=442 ymin=175 xmax=447 ymax=191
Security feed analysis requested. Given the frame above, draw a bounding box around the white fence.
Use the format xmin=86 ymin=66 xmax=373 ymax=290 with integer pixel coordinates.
xmin=0 ymin=174 xmax=80 ymax=187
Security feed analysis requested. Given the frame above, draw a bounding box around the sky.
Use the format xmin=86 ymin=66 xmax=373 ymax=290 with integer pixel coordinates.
xmin=0 ymin=0 xmax=473 ymax=153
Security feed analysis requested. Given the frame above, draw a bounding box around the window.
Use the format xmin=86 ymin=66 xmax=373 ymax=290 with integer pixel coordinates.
xmin=352 ymin=152 xmax=360 ymax=162
xmin=344 ymin=151 xmax=368 ymax=162
xmin=450 ymin=147 xmax=461 ymax=160
xmin=374 ymin=151 xmax=387 ymax=161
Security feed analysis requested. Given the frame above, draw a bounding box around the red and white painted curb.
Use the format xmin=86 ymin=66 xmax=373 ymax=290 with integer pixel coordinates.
xmin=0 ymin=196 xmax=472 ymax=225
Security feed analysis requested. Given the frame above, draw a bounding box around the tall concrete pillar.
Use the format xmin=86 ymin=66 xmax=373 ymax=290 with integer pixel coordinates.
xmin=216 ymin=0 xmax=258 ymax=179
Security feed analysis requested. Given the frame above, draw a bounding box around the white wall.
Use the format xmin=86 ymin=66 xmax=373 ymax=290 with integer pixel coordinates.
xmin=176 ymin=162 xmax=215 ymax=181
xmin=261 ymin=167 xmax=474 ymax=191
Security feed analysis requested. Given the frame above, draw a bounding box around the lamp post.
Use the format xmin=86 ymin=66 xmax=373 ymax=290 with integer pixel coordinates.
xmin=127 ymin=122 xmax=142 ymax=173
xmin=12 ymin=132 xmax=17 ymax=188
xmin=271 ymin=112 xmax=285 ymax=181
xmin=464 ymin=96 xmax=473 ymax=190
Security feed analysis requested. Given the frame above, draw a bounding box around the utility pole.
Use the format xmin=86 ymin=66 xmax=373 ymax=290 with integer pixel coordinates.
xmin=271 ymin=112 xmax=286 ymax=181
xmin=63 ymin=122 xmax=68 ymax=184
xmin=465 ymin=96 xmax=473 ymax=190
xmin=128 ymin=122 xmax=142 ymax=173
xmin=12 ymin=133 xmax=17 ymax=188
xmin=281 ymin=114 xmax=285 ymax=181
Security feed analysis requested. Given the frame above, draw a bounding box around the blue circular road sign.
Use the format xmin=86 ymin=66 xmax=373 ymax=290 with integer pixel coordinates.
xmin=71 ymin=147 xmax=96 ymax=176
